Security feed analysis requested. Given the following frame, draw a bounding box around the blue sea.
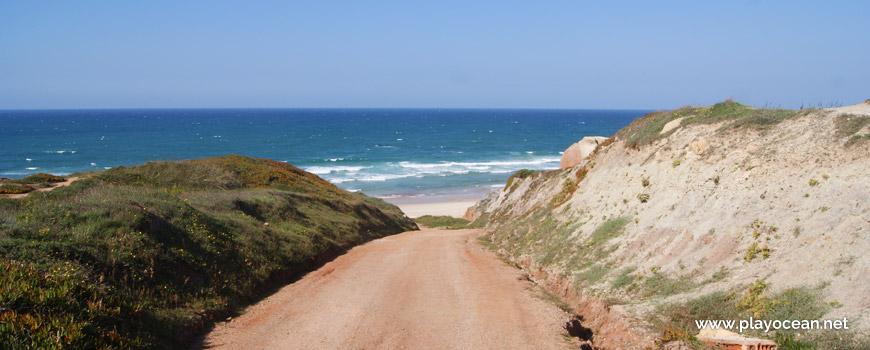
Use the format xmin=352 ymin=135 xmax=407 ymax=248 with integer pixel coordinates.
xmin=0 ymin=109 xmax=647 ymax=198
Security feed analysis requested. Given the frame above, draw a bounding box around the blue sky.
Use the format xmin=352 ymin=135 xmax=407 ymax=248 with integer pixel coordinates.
xmin=1 ymin=1 xmax=867 ymax=109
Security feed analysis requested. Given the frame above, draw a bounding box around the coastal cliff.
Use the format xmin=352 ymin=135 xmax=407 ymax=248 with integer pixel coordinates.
xmin=0 ymin=155 xmax=417 ymax=348
xmin=469 ymin=100 xmax=870 ymax=349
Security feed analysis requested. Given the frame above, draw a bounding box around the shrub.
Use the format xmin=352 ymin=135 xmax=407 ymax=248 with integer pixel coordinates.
xmin=552 ymin=168 xmax=588 ymax=206
xmin=17 ymin=173 xmax=66 ymax=184
xmin=641 ymin=177 xmax=650 ymax=187
xmin=415 ymin=215 xmax=469 ymax=229
xmin=808 ymin=179 xmax=819 ymax=186
xmin=738 ymin=280 xmax=771 ymax=318
xmin=637 ymin=193 xmax=650 ymax=203
xmin=616 ymin=100 xmax=802 ymax=149
xmin=0 ymin=183 xmax=34 ymax=194
xmin=504 ymin=169 xmax=536 ymax=191
xmin=672 ymin=159 xmax=681 ymax=168
xmin=651 ymin=281 xmax=833 ymax=346
xmin=0 ymin=155 xmax=416 ymax=348
xmin=744 ymin=242 xmax=769 ymax=262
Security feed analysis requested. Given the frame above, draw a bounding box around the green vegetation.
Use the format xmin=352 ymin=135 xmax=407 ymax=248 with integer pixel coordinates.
xmin=504 ymin=169 xmax=536 ymax=191
xmin=588 ymin=216 xmax=630 ymax=246
xmin=18 ymin=173 xmax=66 ymax=184
xmin=551 ymin=168 xmax=588 ymax=206
xmin=0 ymin=183 xmax=34 ymax=195
xmin=611 ymin=267 xmax=636 ymax=289
xmin=836 ymin=114 xmax=870 ymax=146
xmin=617 ymin=100 xmax=807 ymax=149
xmin=641 ymin=177 xmax=650 ymax=187
xmin=704 ymin=266 xmax=729 ymax=284
xmin=637 ymin=193 xmax=650 ymax=203
xmin=537 ymin=290 xmax=574 ymax=314
xmin=672 ymin=159 xmax=681 ymax=168
xmin=0 ymin=173 xmax=68 ymax=195
xmin=0 ymin=155 xmax=416 ymax=348
xmin=808 ymin=178 xmax=819 ymax=186
xmin=551 ymin=178 xmax=577 ymax=205
xmin=744 ymin=242 xmax=770 ymax=262
xmin=639 ymin=272 xmax=696 ymax=298
xmin=835 ymin=114 xmax=870 ymax=137
xmin=575 ymin=264 xmax=609 ymax=285
xmin=414 ymin=215 xmax=469 ymax=229
xmin=845 ymin=134 xmax=870 ymax=146
xmin=650 ymin=280 xmax=847 ymax=349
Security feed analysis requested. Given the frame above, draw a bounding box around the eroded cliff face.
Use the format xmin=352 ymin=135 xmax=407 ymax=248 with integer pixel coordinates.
xmin=470 ymin=102 xmax=870 ymax=349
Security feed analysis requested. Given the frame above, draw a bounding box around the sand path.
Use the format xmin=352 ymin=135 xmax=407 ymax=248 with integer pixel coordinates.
xmin=0 ymin=176 xmax=80 ymax=199
xmin=201 ymin=228 xmax=571 ymax=350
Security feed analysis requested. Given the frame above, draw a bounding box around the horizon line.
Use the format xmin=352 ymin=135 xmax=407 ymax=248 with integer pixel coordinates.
xmin=0 ymin=106 xmax=658 ymax=112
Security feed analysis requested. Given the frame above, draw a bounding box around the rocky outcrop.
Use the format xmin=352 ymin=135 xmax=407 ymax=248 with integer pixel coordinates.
xmin=560 ymin=136 xmax=608 ymax=169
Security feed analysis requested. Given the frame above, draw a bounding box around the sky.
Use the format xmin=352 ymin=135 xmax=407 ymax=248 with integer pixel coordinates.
xmin=1 ymin=1 xmax=868 ymax=110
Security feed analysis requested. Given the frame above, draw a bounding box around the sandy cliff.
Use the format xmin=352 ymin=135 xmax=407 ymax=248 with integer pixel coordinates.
xmin=470 ymin=101 xmax=870 ymax=349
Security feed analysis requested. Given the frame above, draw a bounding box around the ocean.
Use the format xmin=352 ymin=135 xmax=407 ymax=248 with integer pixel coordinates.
xmin=0 ymin=109 xmax=648 ymax=198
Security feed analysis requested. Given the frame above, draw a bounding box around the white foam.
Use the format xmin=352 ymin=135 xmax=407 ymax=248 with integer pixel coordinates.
xmin=26 ymin=167 xmax=38 ymax=170
xmin=397 ymin=158 xmax=560 ymax=169
xmin=330 ymin=173 xmax=413 ymax=183
xmin=314 ymin=156 xmax=561 ymax=185
xmin=304 ymin=165 xmax=371 ymax=175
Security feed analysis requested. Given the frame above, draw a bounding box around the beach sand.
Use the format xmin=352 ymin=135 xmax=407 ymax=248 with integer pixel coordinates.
xmin=383 ymin=196 xmax=479 ymax=218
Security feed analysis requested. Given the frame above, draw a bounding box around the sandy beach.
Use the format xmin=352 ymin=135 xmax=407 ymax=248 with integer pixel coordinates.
xmin=383 ymin=195 xmax=480 ymax=218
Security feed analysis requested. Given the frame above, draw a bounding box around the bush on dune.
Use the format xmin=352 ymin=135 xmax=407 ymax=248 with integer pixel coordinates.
xmin=415 ymin=215 xmax=469 ymax=229
xmin=0 ymin=155 xmax=416 ymax=348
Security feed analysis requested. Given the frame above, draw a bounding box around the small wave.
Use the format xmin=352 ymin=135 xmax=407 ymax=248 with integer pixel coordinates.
xmin=1 ymin=171 xmax=71 ymax=176
xmin=304 ymin=165 xmax=371 ymax=175
xmin=45 ymin=150 xmax=77 ymax=154
xmin=397 ymin=158 xmax=560 ymax=169
xmin=26 ymin=167 xmax=38 ymax=170
xmin=317 ymin=156 xmax=561 ymax=186
xmin=330 ymin=173 xmax=414 ymax=183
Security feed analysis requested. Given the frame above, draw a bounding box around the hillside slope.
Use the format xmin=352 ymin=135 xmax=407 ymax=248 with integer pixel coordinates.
xmin=0 ymin=155 xmax=417 ymax=348
xmin=469 ymin=101 xmax=870 ymax=349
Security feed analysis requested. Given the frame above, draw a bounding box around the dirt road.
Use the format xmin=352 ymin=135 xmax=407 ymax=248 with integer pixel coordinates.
xmin=201 ymin=228 xmax=573 ymax=349
xmin=0 ymin=176 xmax=80 ymax=199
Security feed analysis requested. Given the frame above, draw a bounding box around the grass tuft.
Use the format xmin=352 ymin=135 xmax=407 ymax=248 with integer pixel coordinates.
xmin=588 ymin=216 xmax=630 ymax=245
xmin=414 ymin=215 xmax=469 ymax=229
